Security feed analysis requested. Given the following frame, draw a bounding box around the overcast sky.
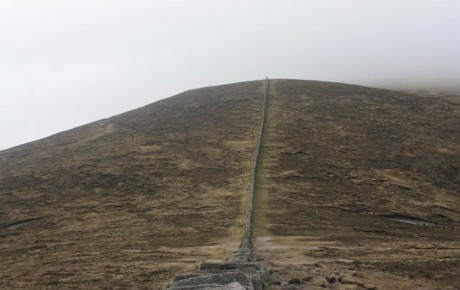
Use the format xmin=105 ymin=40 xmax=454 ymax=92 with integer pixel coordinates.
xmin=1 ymin=0 xmax=459 ymax=150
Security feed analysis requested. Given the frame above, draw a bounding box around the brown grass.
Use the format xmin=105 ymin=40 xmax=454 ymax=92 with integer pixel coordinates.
xmin=1 ymin=79 xmax=459 ymax=289
xmin=0 ymin=81 xmax=265 ymax=289
xmin=254 ymin=79 xmax=460 ymax=289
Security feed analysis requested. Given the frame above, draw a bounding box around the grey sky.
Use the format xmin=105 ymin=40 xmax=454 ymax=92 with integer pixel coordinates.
xmin=1 ymin=0 xmax=459 ymax=150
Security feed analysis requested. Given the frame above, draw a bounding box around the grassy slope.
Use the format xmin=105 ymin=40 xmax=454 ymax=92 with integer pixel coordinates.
xmin=0 ymin=80 xmax=264 ymax=289
xmin=255 ymin=80 xmax=460 ymax=290
xmin=1 ymin=79 xmax=459 ymax=290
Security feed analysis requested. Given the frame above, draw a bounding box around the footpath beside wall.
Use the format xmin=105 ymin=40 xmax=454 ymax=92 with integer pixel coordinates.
xmin=166 ymin=79 xmax=270 ymax=290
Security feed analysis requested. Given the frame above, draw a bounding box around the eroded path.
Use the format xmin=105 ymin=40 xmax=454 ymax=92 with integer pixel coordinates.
xmin=166 ymin=79 xmax=270 ymax=290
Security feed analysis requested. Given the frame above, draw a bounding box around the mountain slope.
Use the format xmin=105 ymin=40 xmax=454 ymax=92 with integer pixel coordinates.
xmin=1 ymin=79 xmax=459 ymax=289
xmin=0 ymin=81 xmax=265 ymax=289
xmin=254 ymin=80 xmax=460 ymax=289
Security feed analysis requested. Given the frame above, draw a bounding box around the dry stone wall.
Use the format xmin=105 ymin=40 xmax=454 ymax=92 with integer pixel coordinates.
xmin=166 ymin=79 xmax=270 ymax=290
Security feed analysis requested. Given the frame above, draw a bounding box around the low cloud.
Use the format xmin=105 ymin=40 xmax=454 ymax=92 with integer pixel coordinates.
xmin=1 ymin=0 xmax=459 ymax=150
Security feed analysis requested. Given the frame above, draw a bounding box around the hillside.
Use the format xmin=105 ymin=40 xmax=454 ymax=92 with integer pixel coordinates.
xmin=0 ymin=81 xmax=264 ymax=289
xmin=254 ymin=80 xmax=460 ymax=289
xmin=1 ymin=79 xmax=459 ymax=289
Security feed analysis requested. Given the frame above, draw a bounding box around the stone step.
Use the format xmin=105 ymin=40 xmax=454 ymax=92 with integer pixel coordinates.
xmin=166 ymin=282 xmax=249 ymax=290
xmin=166 ymin=271 xmax=252 ymax=289
xmin=199 ymin=262 xmax=263 ymax=273
xmin=173 ymin=270 xmax=244 ymax=282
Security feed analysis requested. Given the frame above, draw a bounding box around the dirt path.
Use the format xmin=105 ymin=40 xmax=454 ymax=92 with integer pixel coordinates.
xmin=253 ymin=80 xmax=278 ymax=238
xmin=165 ymin=79 xmax=270 ymax=289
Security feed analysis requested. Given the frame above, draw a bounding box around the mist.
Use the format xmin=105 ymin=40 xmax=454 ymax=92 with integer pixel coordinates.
xmin=1 ymin=0 xmax=459 ymax=150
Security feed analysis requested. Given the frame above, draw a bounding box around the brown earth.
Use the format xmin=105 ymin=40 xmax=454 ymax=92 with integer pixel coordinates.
xmin=253 ymin=80 xmax=460 ymax=290
xmin=1 ymin=79 xmax=459 ymax=290
xmin=0 ymin=81 xmax=265 ymax=289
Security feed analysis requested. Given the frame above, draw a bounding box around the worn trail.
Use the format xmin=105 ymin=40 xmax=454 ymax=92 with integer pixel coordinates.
xmin=166 ymin=79 xmax=270 ymax=290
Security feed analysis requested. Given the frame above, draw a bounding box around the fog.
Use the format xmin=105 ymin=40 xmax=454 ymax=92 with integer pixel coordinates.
xmin=1 ymin=0 xmax=459 ymax=150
